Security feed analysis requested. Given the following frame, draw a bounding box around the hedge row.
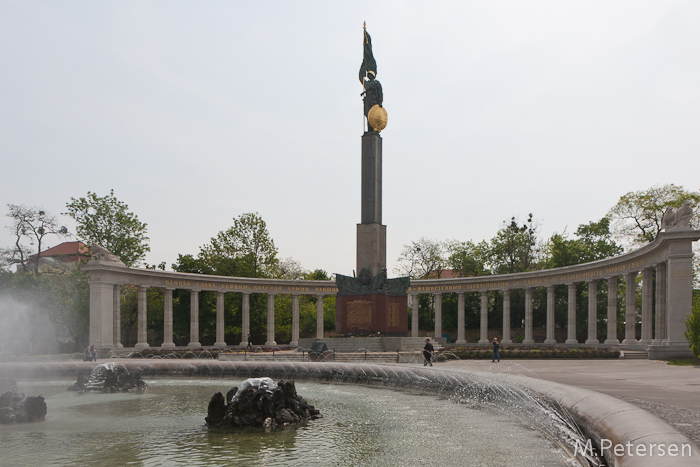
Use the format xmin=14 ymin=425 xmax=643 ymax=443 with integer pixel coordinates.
xmin=446 ymin=348 xmax=620 ymax=359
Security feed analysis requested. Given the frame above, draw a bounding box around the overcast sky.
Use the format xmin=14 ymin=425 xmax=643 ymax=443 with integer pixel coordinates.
xmin=2 ymin=1 xmax=699 ymax=276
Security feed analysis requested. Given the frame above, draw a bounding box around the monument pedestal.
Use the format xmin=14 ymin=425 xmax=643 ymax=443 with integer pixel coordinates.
xmin=335 ymin=294 xmax=407 ymax=334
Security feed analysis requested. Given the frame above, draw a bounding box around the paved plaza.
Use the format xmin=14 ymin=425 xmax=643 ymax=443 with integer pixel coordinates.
xmin=441 ymin=358 xmax=700 ymax=445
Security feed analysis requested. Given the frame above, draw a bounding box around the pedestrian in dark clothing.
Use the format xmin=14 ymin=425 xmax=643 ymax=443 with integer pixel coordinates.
xmin=247 ymin=334 xmax=252 ymax=350
xmin=423 ymin=338 xmax=434 ymax=366
xmin=89 ymin=345 xmax=97 ymax=362
xmin=492 ymin=337 xmax=500 ymax=362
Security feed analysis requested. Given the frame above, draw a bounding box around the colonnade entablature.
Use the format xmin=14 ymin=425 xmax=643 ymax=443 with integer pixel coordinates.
xmin=84 ymin=230 xmax=699 ymax=359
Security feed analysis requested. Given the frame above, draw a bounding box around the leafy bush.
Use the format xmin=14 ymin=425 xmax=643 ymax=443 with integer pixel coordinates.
xmin=685 ymin=296 xmax=700 ymax=358
xmin=447 ymin=347 xmax=619 ymax=359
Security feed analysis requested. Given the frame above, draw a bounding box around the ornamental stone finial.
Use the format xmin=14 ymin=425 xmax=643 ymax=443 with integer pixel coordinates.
xmin=661 ymin=202 xmax=694 ymax=231
xmin=90 ymin=243 xmax=125 ymax=265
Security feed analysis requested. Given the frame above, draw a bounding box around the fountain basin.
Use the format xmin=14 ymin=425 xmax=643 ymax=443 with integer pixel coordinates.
xmin=0 ymin=360 xmax=697 ymax=466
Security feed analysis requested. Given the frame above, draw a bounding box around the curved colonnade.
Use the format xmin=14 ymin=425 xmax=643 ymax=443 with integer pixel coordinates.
xmin=84 ymin=230 xmax=700 ymax=359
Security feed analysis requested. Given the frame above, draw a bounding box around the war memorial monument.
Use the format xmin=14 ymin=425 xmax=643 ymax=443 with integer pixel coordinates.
xmin=334 ymin=23 xmax=411 ymax=336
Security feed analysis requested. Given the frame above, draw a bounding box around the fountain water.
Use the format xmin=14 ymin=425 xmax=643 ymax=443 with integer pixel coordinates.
xmin=0 ymin=359 xmax=697 ymax=466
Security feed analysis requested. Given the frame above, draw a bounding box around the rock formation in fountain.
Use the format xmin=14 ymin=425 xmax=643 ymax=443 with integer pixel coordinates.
xmin=206 ymin=378 xmax=321 ymax=430
xmin=68 ymin=362 xmax=147 ymax=393
xmin=0 ymin=378 xmax=47 ymax=424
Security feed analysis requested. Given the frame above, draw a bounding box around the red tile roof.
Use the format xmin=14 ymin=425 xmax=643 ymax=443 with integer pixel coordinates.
xmin=30 ymin=241 xmax=91 ymax=263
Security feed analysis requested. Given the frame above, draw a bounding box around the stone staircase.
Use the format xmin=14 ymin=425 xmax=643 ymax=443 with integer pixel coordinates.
xmin=621 ymin=350 xmax=649 ymax=359
xmin=399 ymin=337 xmax=433 ymax=351
xmin=320 ymin=338 xmax=386 ymax=353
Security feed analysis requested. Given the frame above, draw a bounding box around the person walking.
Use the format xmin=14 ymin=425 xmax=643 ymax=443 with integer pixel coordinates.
xmin=492 ymin=337 xmax=500 ymax=363
xmin=247 ymin=334 xmax=253 ymax=350
xmin=423 ymin=338 xmax=434 ymax=366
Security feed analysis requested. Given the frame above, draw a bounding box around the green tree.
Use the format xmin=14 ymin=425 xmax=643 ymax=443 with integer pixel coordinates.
xmin=446 ymin=240 xmax=490 ymax=277
xmin=546 ymin=217 xmax=623 ymax=268
xmin=197 ymin=212 xmax=278 ymax=278
xmin=609 ymin=184 xmax=700 ymax=245
xmin=4 ymin=204 xmax=69 ymax=273
xmin=65 ymin=189 xmax=150 ymax=267
xmin=489 ymin=214 xmax=540 ymax=274
xmin=0 ymin=265 xmax=89 ymax=354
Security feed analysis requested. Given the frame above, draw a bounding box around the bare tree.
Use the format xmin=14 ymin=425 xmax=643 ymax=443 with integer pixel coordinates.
xmin=394 ymin=237 xmax=447 ymax=279
xmin=5 ymin=204 xmax=69 ymax=273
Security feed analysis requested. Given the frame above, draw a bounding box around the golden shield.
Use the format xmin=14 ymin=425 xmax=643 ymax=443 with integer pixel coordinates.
xmin=368 ymin=105 xmax=388 ymax=132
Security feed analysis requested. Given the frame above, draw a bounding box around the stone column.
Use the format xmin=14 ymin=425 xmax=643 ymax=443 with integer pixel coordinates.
xmin=545 ymin=285 xmax=557 ymax=344
xmin=639 ymin=268 xmax=653 ymax=345
xmin=188 ymin=290 xmax=201 ymax=349
xmin=316 ymin=295 xmax=324 ymax=339
xmin=585 ymin=280 xmax=599 ymax=344
xmin=214 ymin=291 xmax=226 ymax=348
xmin=291 ymin=295 xmax=300 ymax=347
xmin=135 ymin=286 xmax=149 ymax=350
xmin=411 ymin=294 xmax=419 ymax=337
xmin=161 ymin=288 xmax=175 ymax=348
xmin=357 ymin=133 xmax=386 ymax=277
xmin=240 ymin=292 xmax=250 ymax=347
xmin=605 ymin=276 xmax=620 ymax=345
xmin=434 ymin=293 xmax=442 ymax=339
xmin=265 ymin=293 xmax=276 ymax=346
xmin=653 ymin=263 xmax=667 ymax=344
xmin=565 ymin=283 xmax=578 ymax=344
xmin=478 ymin=291 xmax=489 ymax=344
xmin=455 ymin=292 xmax=467 ymax=345
xmin=665 ymin=242 xmax=695 ymax=350
xmin=622 ymin=272 xmax=638 ymax=344
xmin=89 ymin=279 xmax=115 ymax=351
xmin=524 ymin=288 xmax=534 ymax=344
xmin=502 ymin=289 xmax=512 ymax=344
xmin=113 ymin=284 xmax=123 ymax=349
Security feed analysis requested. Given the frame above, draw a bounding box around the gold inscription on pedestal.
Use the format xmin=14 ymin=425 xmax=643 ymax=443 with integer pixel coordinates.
xmin=388 ymin=303 xmax=400 ymax=328
xmin=347 ymin=300 xmax=372 ymax=330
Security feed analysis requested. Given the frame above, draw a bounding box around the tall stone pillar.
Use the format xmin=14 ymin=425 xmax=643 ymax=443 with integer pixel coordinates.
xmin=162 ymin=288 xmax=175 ymax=348
xmin=605 ymin=276 xmax=620 ymax=345
xmin=639 ymin=268 xmax=653 ymax=345
xmin=478 ymin=291 xmax=489 ymax=344
xmin=135 ymin=286 xmax=149 ymax=350
xmin=240 ymin=292 xmax=250 ymax=347
xmin=291 ymin=295 xmax=300 ymax=348
xmin=113 ymin=284 xmax=123 ymax=349
xmin=565 ymin=283 xmax=578 ymax=344
xmin=622 ymin=272 xmax=638 ymax=344
xmin=649 ymin=232 xmax=700 ymax=359
xmin=455 ymin=292 xmax=466 ymax=345
xmin=214 ymin=291 xmax=226 ymax=348
xmin=653 ymin=263 xmax=667 ymax=344
xmin=434 ymin=293 xmax=442 ymax=339
xmin=545 ymin=285 xmax=557 ymax=344
xmin=266 ymin=293 xmax=276 ymax=346
xmin=411 ymin=294 xmax=419 ymax=337
xmin=188 ymin=290 xmax=201 ymax=349
xmin=524 ymin=288 xmax=534 ymax=344
xmin=585 ymin=280 xmax=599 ymax=344
xmin=89 ymin=279 xmax=115 ymax=351
xmin=316 ymin=295 xmax=325 ymax=339
xmin=502 ymin=289 xmax=512 ymax=344
xmin=357 ymin=133 xmax=386 ymax=277
xmin=665 ymin=241 xmax=695 ymax=352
